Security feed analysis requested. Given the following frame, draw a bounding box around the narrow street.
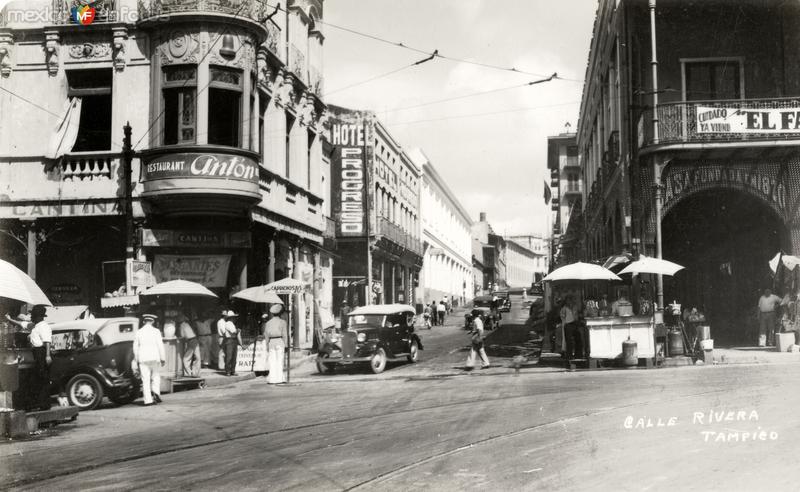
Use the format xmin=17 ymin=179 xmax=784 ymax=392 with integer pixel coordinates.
xmin=2 ymin=296 xmax=797 ymax=491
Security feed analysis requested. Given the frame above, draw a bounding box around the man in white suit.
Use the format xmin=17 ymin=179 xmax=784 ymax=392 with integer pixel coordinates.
xmin=134 ymin=314 xmax=165 ymax=406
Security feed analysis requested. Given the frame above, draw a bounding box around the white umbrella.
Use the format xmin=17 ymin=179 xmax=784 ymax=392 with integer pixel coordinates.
xmin=141 ymin=279 xmax=218 ymax=298
xmin=231 ymin=285 xmax=284 ymax=304
xmin=769 ymin=252 xmax=800 ymax=273
xmin=619 ymin=255 xmax=684 ymax=277
xmin=0 ymin=258 xmax=52 ymax=306
xmin=543 ymin=262 xmax=622 ymax=282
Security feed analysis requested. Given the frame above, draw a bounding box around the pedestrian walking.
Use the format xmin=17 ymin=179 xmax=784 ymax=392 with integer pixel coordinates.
xmin=218 ymin=310 xmax=242 ymax=376
xmin=178 ymin=313 xmax=201 ymax=377
xmin=422 ymin=303 xmax=433 ymax=329
xmin=263 ymin=304 xmax=288 ymax=384
xmin=465 ymin=309 xmax=490 ymax=369
xmin=757 ymin=288 xmax=781 ymax=346
xmin=28 ymin=305 xmax=52 ymax=410
xmin=339 ymin=300 xmax=351 ymax=329
xmin=429 ymin=302 xmax=438 ymax=325
xmin=443 ymin=295 xmax=450 ymax=314
xmin=437 ymin=300 xmax=446 ymax=325
xmin=133 ymin=314 xmax=165 ymax=406
xmin=195 ymin=309 xmax=214 ymax=368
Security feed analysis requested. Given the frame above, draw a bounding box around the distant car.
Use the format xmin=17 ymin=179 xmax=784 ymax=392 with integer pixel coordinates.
xmin=316 ymin=304 xmax=424 ymax=374
xmin=17 ymin=317 xmax=141 ymax=411
xmin=493 ymin=291 xmax=512 ymax=313
xmin=472 ymin=295 xmax=501 ymax=329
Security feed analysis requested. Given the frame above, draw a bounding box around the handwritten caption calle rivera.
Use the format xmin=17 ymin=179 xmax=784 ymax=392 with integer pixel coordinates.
xmin=623 ymin=410 xmax=778 ymax=443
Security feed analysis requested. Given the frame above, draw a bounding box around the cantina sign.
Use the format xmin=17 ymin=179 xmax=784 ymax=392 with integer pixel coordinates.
xmin=143 ymin=152 xmax=258 ymax=183
xmin=696 ymin=106 xmax=800 ymax=134
xmin=664 ymin=164 xmax=786 ymax=211
xmin=331 ymin=123 xmax=367 ymax=236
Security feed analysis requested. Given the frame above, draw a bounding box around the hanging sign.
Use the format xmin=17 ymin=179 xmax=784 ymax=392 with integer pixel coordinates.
xmin=696 ymin=106 xmax=800 ymax=134
xmin=153 ymin=254 xmax=231 ymax=287
xmin=330 ymin=120 xmax=368 ymax=237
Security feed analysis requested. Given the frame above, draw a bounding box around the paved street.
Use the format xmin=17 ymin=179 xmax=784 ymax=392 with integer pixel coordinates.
xmin=2 ymin=296 xmax=799 ymax=491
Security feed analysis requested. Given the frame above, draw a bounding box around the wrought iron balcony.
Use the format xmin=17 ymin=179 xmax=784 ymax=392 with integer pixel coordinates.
xmin=639 ymin=97 xmax=800 ymax=150
xmin=138 ymin=0 xmax=269 ymax=25
xmin=376 ymin=217 xmax=423 ymax=257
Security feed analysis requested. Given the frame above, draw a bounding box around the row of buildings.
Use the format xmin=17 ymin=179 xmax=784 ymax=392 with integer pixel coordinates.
xmin=549 ymin=0 xmax=800 ymax=344
xmin=0 ymin=0 xmax=547 ymax=349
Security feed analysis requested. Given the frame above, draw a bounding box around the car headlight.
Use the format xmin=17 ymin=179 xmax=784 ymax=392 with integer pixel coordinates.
xmin=356 ymin=332 xmax=366 ymax=343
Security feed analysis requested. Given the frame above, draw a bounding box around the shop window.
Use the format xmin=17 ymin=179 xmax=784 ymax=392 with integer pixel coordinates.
xmin=208 ymin=66 xmax=243 ymax=147
xmin=67 ymin=69 xmax=112 ymax=152
xmin=162 ymin=66 xmax=197 ymax=145
xmin=683 ymin=59 xmax=742 ymax=101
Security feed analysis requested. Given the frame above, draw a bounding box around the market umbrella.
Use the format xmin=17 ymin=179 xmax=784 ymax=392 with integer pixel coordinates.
xmin=602 ymin=252 xmax=633 ymax=273
xmin=140 ymin=279 xmax=218 ymax=298
xmin=619 ymin=255 xmax=684 ymax=276
xmin=0 ymin=258 xmax=52 ymax=306
xmin=231 ymin=286 xmax=284 ymax=304
xmin=769 ymin=252 xmax=800 ymax=273
xmin=543 ymin=262 xmax=622 ymax=282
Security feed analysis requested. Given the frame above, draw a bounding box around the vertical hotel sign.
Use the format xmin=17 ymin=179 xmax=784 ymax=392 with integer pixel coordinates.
xmin=331 ymin=120 xmax=367 ymax=236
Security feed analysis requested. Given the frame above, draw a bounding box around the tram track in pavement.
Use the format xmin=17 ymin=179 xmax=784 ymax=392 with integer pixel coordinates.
xmin=6 ymin=375 xmax=726 ymax=490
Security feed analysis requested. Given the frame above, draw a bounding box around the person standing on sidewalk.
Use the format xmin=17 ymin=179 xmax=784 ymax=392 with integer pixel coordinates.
xmin=194 ymin=310 xmax=214 ymax=368
xmin=28 ymin=305 xmax=52 ymax=410
xmin=218 ymin=310 xmax=242 ymax=376
xmin=178 ymin=313 xmax=200 ymax=377
xmin=437 ymin=300 xmax=447 ymax=326
xmin=465 ymin=309 xmax=490 ymax=370
xmin=757 ymin=288 xmax=781 ymax=346
xmin=133 ymin=314 xmax=165 ymax=406
xmin=263 ymin=304 xmax=288 ymax=384
xmin=560 ymin=296 xmax=581 ymax=359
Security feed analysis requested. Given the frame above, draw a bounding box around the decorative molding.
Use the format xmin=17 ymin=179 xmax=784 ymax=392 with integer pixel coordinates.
xmin=275 ymin=69 xmax=295 ymax=109
xmin=112 ymin=27 xmax=127 ymax=71
xmin=160 ymin=30 xmax=200 ymax=66
xmin=0 ymin=31 xmax=13 ymax=78
xmin=256 ymin=48 xmax=272 ymax=92
xmin=44 ymin=30 xmax=60 ymax=76
xmin=68 ymin=42 xmax=112 ymax=60
xmin=298 ymin=91 xmax=316 ymax=127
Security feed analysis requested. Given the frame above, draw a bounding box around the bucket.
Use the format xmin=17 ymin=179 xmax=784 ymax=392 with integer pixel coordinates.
xmin=699 ymin=339 xmax=714 ymax=351
xmin=695 ymin=325 xmax=711 ymax=341
xmin=622 ymin=339 xmax=638 ymax=366
xmin=668 ymin=329 xmax=684 ymax=356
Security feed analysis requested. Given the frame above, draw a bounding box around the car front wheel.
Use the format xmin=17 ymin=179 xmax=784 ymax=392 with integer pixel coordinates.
xmin=66 ymin=373 xmax=104 ymax=410
xmin=407 ymin=341 xmax=419 ymax=363
xmin=370 ymin=348 xmax=387 ymax=374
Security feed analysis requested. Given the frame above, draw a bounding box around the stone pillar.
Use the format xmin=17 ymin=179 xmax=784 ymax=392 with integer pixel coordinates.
xmin=238 ymin=250 xmax=248 ymax=291
xmin=268 ymin=238 xmax=276 ymax=283
xmin=390 ymin=263 xmax=396 ymax=303
xmin=379 ymin=261 xmax=385 ymax=304
xmin=292 ymin=242 xmax=302 ymax=349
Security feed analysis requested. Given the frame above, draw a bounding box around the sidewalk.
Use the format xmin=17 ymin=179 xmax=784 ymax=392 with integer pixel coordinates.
xmin=711 ymin=346 xmax=800 ymax=365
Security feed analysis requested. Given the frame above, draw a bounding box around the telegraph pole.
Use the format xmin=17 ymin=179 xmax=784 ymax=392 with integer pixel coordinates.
xmin=122 ymin=122 xmax=135 ymax=260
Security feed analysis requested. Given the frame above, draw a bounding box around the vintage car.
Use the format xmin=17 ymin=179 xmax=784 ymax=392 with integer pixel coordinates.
xmin=17 ymin=317 xmax=141 ymax=411
xmin=469 ymin=295 xmax=501 ymax=330
xmin=316 ymin=304 xmax=423 ymax=374
xmin=493 ymin=290 xmax=512 ymax=312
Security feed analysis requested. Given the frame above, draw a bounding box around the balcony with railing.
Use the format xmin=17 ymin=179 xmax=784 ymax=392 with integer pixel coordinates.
xmin=639 ymin=98 xmax=800 ymax=152
xmin=138 ymin=0 xmax=269 ymax=27
xmin=376 ymin=217 xmax=424 ymax=257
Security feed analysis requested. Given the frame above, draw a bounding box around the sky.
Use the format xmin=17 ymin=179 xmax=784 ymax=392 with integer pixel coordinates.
xmin=323 ymin=0 xmax=598 ymax=236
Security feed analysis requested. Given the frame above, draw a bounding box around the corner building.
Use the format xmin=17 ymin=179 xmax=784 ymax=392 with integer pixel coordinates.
xmin=327 ymin=105 xmax=423 ymax=309
xmin=0 ymin=0 xmax=331 ymax=348
xmin=578 ymin=0 xmax=800 ymax=343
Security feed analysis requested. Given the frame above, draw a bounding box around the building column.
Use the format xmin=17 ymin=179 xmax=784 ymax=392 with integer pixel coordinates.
xmin=390 ymin=263 xmax=396 ymax=304
xmin=238 ymin=250 xmax=248 ymax=291
xmin=312 ymin=249 xmax=321 ymax=347
xmin=22 ymin=219 xmax=36 ymax=280
xmin=268 ymin=237 xmax=276 ymax=283
xmin=292 ymin=242 xmax=301 ymax=349
xmin=379 ymin=261 xmax=385 ymax=304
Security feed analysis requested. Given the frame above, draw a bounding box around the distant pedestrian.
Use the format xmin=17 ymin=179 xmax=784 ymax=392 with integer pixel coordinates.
xmin=465 ymin=309 xmax=490 ymax=370
xmin=443 ymin=295 xmax=450 ymax=314
xmin=758 ymin=288 xmax=781 ymax=346
xmin=430 ymin=302 xmax=439 ymax=325
xmin=195 ymin=310 xmax=214 ymax=368
xmin=437 ymin=300 xmax=446 ymax=325
xmin=263 ymin=304 xmax=288 ymax=384
xmin=561 ymin=296 xmax=583 ymax=359
xmin=28 ymin=305 xmax=52 ymax=410
xmin=218 ymin=310 xmax=242 ymax=376
xmin=134 ymin=314 xmax=165 ymax=406
xmin=422 ymin=303 xmax=433 ymax=329
xmin=339 ymin=300 xmax=351 ymax=329
xmin=178 ymin=313 xmax=201 ymax=377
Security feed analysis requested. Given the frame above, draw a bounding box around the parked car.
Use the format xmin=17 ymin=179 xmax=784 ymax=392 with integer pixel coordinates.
xmin=493 ymin=290 xmax=512 ymax=312
xmin=316 ymin=304 xmax=424 ymax=374
xmin=17 ymin=317 xmax=141 ymax=411
xmin=472 ymin=295 xmax=501 ymax=330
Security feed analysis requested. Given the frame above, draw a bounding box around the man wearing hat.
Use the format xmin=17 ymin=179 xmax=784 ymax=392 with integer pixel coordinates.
xmin=134 ymin=314 xmax=165 ymax=406
xmin=28 ymin=305 xmax=53 ymax=410
xmin=263 ymin=304 xmax=288 ymax=384
xmin=465 ymin=308 xmax=490 ymax=370
xmin=217 ymin=310 xmax=242 ymax=376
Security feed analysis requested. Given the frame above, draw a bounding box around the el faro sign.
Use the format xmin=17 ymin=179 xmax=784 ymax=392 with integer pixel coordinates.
xmin=331 ymin=123 xmax=367 ymax=236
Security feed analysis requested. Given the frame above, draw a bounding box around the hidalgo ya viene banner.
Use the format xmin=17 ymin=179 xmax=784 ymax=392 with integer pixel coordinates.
xmin=330 ymin=119 xmax=368 ymax=237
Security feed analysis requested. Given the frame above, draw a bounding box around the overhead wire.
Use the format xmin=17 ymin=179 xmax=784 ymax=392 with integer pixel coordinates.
xmin=324 ymin=50 xmax=438 ymax=97
xmin=385 ymin=99 xmax=582 ymax=127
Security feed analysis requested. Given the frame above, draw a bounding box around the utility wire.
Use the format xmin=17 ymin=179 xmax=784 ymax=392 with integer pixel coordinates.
xmin=383 ymin=72 xmax=558 ymax=113
xmin=263 ymin=2 xmax=574 ymax=80
xmin=386 ymin=99 xmax=582 ymax=127
xmin=324 ymin=50 xmax=438 ymax=97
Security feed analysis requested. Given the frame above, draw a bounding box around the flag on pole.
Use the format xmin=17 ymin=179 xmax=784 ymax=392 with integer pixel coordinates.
xmin=543 ymin=181 xmax=552 ymax=204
